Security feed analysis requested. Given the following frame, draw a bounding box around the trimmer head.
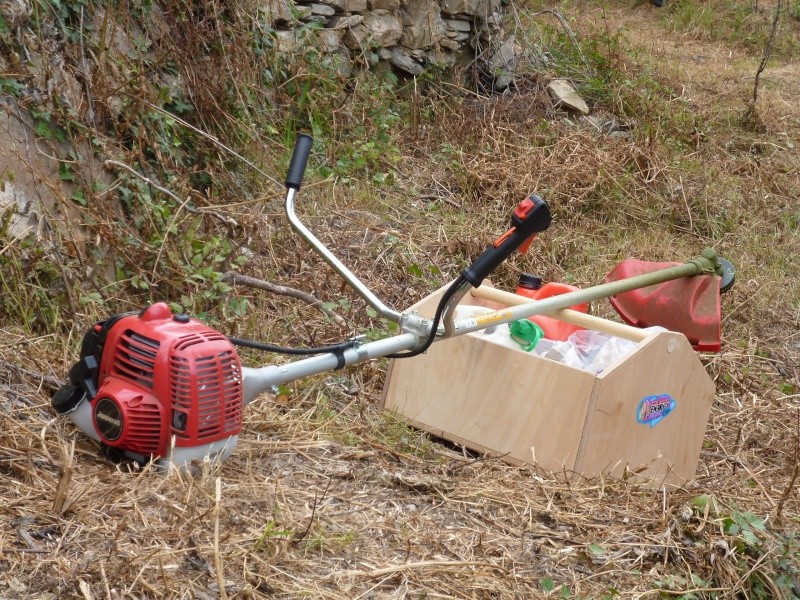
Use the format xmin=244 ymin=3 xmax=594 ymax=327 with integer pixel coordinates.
xmin=605 ymin=259 xmax=726 ymax=352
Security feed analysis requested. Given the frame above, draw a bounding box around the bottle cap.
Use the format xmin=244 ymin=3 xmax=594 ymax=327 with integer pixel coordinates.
xmin=509 ymin=320 xmax=544 ymax=352
xmin=518 ymin=273 xmax=543 ymax=290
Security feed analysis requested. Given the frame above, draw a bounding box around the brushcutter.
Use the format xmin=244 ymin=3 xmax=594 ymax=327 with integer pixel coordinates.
xmin=51 ymin=134 xmax=735 ymax=470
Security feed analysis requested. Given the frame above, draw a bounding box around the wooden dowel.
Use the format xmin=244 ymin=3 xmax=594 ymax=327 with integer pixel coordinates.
xmin=470 ymin=286 xmax=651 ymax=343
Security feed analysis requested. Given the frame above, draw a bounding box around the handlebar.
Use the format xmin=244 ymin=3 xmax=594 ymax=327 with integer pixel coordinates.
xmin=281 ymin=134 xmax=552 ymax=334
xmin=283 ymin=134 xmax=403 ymax=322
xmin=285 ymin=133 xmax=313 ymax=190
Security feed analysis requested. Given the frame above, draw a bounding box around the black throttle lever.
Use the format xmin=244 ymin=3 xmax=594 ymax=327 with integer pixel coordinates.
xmin=462 ymin=194 xmax=551 ymax=287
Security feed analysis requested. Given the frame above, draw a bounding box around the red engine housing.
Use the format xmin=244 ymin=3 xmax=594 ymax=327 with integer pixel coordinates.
xmin=90 ymin=303 xmax=243 ymax=459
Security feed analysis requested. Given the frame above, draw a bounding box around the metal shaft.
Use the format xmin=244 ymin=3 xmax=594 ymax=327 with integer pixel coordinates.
xmin=242 ymin=332 xmax=419 ymax=404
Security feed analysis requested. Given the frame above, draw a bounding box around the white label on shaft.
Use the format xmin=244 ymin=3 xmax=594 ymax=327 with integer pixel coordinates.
xmin=456 ymin=318 xmax=478 ymax=330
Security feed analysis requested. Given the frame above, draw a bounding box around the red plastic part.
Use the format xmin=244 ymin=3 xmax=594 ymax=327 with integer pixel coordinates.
xmin=515 ymin=282 xmax=590 ymax=341
xmin=605 ymin=260 xmax=722 ymax=352
xmin=93 ymin=303 xmax=243 ymax=458
xmin=493 ymin=197 xmax=543 ymax=251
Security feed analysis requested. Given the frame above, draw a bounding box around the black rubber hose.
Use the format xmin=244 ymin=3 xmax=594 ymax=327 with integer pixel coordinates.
xmin=227 ymin=336 xmax=357 ymax=356
xmin=230 ymin=274 xmax=466 ymax=360
xmin=385 ymin=275 xmax=467 ymax=359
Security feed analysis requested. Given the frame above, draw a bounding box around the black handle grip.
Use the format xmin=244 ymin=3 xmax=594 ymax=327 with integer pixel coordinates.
xmin=462 ymin=195 xmax=551 ymax=287
xmin=285 ymin=133 xmax=313 ymax=190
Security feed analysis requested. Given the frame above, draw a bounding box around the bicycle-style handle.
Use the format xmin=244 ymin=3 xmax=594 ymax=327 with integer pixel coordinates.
xmin=285 ymin=133 xmax=313 ymax=190
xmin=462 ymin=194 xmax=551 ymax=287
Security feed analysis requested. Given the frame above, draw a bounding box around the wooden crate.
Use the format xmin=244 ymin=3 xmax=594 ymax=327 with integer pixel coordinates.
xmin=381 ymin=284 xmax=715 ymax=486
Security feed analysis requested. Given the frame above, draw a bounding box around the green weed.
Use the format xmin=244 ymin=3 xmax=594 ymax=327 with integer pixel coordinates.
xmin=0 ymin=237 xmax=67 ymax=333
xmin=683 ymin=497 xmax=800 ymax=599
xmin=301 ymin=529 xmax=357 ymax=554
xmin=253 ymin=520 xmax=294 ymax=554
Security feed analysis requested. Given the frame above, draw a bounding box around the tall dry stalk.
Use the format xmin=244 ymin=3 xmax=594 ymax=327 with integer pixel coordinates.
xmin=743 ymin=0 xmax=783 ymax=127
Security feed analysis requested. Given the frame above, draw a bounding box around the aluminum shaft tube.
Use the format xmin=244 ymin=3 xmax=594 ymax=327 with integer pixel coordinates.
xmin=243 ymin=332 xmax=419 ymax=404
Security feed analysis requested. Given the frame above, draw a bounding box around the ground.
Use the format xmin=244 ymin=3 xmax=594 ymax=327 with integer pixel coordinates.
xmin=1 ymin=1 xmax=799 ymax=598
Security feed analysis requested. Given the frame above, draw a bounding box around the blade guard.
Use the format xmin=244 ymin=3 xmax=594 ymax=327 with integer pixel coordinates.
xmin=605 ymin=259 xmax=722 ymax=352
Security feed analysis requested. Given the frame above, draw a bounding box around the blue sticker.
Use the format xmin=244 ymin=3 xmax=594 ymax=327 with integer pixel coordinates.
xmin=637 ymin=394 xmax=676 ymax=428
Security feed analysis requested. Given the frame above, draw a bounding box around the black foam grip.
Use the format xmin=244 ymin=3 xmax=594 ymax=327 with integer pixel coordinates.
xmin=285 ymin=134 xmax=313 ymax=190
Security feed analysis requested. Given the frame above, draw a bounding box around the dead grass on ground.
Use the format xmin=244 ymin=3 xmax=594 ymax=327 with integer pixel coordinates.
xmin=2 ymin=331 xmax=799 ymax=598
xmin=2 ymin=1 xmax=800 ymax=598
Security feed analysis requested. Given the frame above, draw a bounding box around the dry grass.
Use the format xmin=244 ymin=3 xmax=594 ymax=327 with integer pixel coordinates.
xmin=2 ymin=0 xmax=800 ymax=598
xmin=2 ymin=341 xmax=799 ymax=598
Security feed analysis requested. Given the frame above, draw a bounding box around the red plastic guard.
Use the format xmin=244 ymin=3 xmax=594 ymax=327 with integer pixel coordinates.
xmin=605 ymin=260 xmax=722 ymax=352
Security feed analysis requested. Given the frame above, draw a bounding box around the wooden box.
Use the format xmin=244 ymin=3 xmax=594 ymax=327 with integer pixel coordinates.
xmin=381 ymin=284 xmax=715 ymax=486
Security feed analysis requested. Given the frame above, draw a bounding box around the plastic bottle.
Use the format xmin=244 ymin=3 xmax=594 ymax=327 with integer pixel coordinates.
xmin=514 ymin=273 xmax=590 ymax=341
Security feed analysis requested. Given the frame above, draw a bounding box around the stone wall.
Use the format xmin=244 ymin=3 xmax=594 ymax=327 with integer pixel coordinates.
xmin=0 ymin=0 xmax=516 ymax=257
xmin=266 ymin=0 xmax=505 ymax=76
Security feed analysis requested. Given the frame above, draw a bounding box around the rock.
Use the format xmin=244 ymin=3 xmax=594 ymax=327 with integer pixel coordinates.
xmin=443 ymin=18 xmax=471 ymax=32
xmin=310 ymin=3 xmax=337 ymax=15
xmin=0 ymin=101 xmax=102 ymax=256
xmin=344 ymin=10 xmax=404 ymax=49
xmin=330 ymin=14 xmax=364 ymax=29
xmin=304 ymin=14 xmax=331 ymax=24
xmin=321 ymin=0 xmax=369 ymax=11
xmin=581 ymin=113 xmax=631 ymax=135
xmin=264 ymin=0 xmax=295 ymax=24
xmin=329 ymin=49 xmax=355 ymax=77
xmin=400 ymin=0 xmax=446 ymax=49
xmin=343 ymin=24 xmax=368 ymax=49
xmin=387 ymin=46 xmax=424 ymax=75
xmin=369 ymin=0 xmax=400 ymax=10
xmin=362 ymin=10 xmax=404 ymax=46
xmin=0 ymin=181 xmax=37 ymax=239
xmin=447 ymin=32 xmax=469 ymax=42
xmin=486 ymin=35 xmax=518 ymax=91
xmin=274 ymin=30 xmax=301 ymax=53
xmin=293 ymin=5 xmax=314 ymax=19
xmin=36 ymin=53 xmax=85 ymax=118
xmin=485 ymin=11 xmax=502 ymax=25
xmin=582 ymin=114 xmax=606 ymax=133
xmin=316 ymin=28 xmax=345 ymax=52
xmin=347 ymin=0 xmax=369 ymax=9
xmin=438 ymin=37 xmax=462 ymax=50
xmin=547 ymin=78 xmax=589 ymax=115
xmin=493 ymin=72 xmax=513 ymax=92
xmin=440 ymin=0 xmax=498 ymax=17
xmin=425 ymin=47 xmax=457 ymax=67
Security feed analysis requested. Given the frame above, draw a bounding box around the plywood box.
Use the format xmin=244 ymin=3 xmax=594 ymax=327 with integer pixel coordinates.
xmin=381 ymin=284 xmax=715 ymax=486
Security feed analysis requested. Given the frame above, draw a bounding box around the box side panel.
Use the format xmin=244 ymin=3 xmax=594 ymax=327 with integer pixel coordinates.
xmin=379 ymin=279 xmax=502 ymax=409
xmin=574 ymin=332 xmax=715 ymax=485
xmin=383 ymin=333 xmax=597 ymax=472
